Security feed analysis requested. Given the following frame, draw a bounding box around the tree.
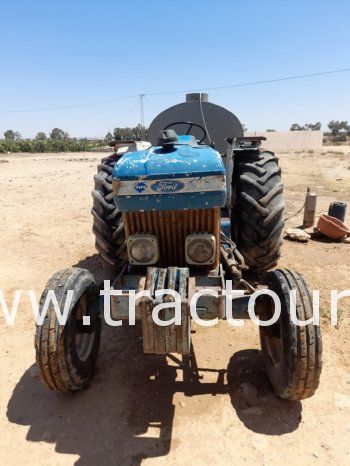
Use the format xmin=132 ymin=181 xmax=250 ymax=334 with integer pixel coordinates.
xmin=266 ymin=129 xmax=276 ymax=132
xmin=35 ymin=132 xmax=47 ymax=140
xmin=328 ymin=120 xmax=343 ymax=136
xmin=304 ymin=122 xmax=322 ymax=131
xmin=113 ymin=125 xmax=148 ymax=141
xmin=290 ymin=122 xmax=322 ymax=131
xmin=105 ymin=132 xmax=114 ymax=143
xmin=290 ymin=123 xmax=305 ymax=131
xmin=50 ymin=128 xmax=66 ymax=140
xmin=4 ymin=129 xmax=15 ymax=140
xmin=242 ymin=124 xmax=247 ymax=132
xmin=113 ymin=127 xmax=127 ymax=140
xmin=339 ymin=121 xmax=349 ymax=134
xmin=14 ymin=131 xmax=22 ymax=140
xmin=135 ymin=123 xmax=147 ymax=140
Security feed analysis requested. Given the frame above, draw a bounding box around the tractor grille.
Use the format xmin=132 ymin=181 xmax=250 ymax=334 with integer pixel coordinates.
xmin=123 ymin=208 xmax=221 ymax=267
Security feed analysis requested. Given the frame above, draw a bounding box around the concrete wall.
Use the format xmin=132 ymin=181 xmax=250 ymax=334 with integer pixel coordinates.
xmin=245 ymin=131 xmax=323 ymax=151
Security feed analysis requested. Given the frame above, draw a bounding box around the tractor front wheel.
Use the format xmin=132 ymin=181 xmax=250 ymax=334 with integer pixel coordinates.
xmin=35 ymin=268 xmax=101 ymax=393
xmin=259 ymin=269 xmax=322 ymax=400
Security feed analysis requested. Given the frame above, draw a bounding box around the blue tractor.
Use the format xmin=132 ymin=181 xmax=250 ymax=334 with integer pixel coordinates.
xmin=35 ymin=94 xmax=322 ymax=400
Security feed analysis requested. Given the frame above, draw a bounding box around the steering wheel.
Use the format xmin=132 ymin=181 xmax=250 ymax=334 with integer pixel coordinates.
xmin=164 ymin=121 xmax=207 ymax=144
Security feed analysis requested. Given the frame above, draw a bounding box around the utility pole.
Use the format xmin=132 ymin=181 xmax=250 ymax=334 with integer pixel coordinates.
xmin=139 ymin=94 xmax=145 ymax=140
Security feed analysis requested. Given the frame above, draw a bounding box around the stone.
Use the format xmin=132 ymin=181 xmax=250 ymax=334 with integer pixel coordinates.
xmin=284 ymin=228 xmax=311 ymax=242
xmin=304 ymin=226 xmax=315 ymax=234
xmin=304 ymin=226 xmax=323 ymax=238
xmin=342 ymin=236 xmax=350 ymax=244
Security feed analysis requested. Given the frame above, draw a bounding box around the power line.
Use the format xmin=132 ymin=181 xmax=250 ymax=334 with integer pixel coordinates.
xmin=0 ymin=94 xmax=138 ymax=114
xmin=143 ymin=96 xmax=160 ymax=125
xmin=144 ymin=96 xmax=158 ymax=112
xmin=1 ymin=67 xmax=349 ymax=114
xmin=145 ymin=67 xmax=350 ymax=96
xmin=101 ymin=98 xmax=139 ymax=136
xmin=115 ymin=98 xmax=140 ymax=125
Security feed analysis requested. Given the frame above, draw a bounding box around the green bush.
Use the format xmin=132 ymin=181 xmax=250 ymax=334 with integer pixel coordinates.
xmin=332 ymin=134 xmax=347 ymax=142
xmin=0 ymin=139 xmax=93 ymax=153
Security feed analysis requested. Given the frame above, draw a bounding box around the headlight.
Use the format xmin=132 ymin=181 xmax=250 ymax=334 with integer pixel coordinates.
xmin=127 ymin=234 xmax=159 ymax=265
xmin=185 ymin=234 xmax=216 ymax=265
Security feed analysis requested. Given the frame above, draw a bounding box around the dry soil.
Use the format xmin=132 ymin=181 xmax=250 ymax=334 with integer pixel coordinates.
xmin=0 ymin=149 xmax=349 ymax=465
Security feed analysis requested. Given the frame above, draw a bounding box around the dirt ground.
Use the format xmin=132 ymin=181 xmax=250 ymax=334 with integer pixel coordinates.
xmin=0 ymin=149 xmax=350 ymax=466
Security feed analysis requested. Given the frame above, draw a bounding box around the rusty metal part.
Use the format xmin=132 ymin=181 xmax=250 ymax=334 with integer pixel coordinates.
xmin=111 ymin=274 xmax=146 ymax=320
xmin=153 ymin=268 xmax=168 ymax=354
xmin=140 ymin=267 xmax=191 ymax=355
xmin=194 ymin=264 xmax=226 ymax=319
xmin=164 ymin=267 xmax=177 ymax=353
xmin=123 ymin=207 xmax=221 ymax=268
xmin=220 ymin=245 xmax=242 ymax=286
xmin=232 ymin=246 xmax=247 ymax=269
xmin=112 ymin=179 xmax=121 ymax=196
xmin=240 ymin=279 xmax=257 ymax=294
xmin=220 ymin=232 xmax=247 ymax=269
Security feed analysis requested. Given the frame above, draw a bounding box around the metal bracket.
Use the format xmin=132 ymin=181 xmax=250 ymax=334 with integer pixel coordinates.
xmin=231 ymin=136 xmax=266 ymax=151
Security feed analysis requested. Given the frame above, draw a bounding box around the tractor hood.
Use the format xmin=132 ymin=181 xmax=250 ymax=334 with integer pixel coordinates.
xmin=112 ymin=137 xmax=226 ymax=212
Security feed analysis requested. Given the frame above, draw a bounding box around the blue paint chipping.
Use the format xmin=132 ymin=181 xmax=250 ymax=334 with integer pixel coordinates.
xmin=113 ymin=143 xmax=225 ymax=180
xmin=113 ymin=137 xmax=227 ymax=212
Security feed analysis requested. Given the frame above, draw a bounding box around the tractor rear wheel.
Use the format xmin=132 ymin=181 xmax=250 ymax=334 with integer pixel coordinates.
xmin=259 ymin=269 xmax=322 ymax=400
xmin=35 ymin=268 xmax=101 ymax=393
xmin=233 ymin=150 xmax=284 ymax=272
xmin=91 ymin=155 xmax=127 ymax=269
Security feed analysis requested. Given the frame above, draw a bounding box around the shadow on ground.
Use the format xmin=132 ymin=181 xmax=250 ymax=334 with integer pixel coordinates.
xmin=7 ymin=257 xmax=302 ymax=465
xmin=7 ymin=324 xmax=175 ymax=466
xmin=227 ymin=349 xmax=302 ymax=435
xmin=73 ymin=254 xmax=115 ymax=285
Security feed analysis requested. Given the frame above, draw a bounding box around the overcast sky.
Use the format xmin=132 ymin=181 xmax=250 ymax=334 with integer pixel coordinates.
xmin=1 ymin=0 xmax=349 ymax=138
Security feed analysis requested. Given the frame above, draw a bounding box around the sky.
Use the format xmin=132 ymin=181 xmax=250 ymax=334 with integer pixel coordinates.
xmin=1 ymin=0 xmax=349 ymax=138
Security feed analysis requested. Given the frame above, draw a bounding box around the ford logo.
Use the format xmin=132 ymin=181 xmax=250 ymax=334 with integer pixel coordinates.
xmin=134 ymin=181 xmax=148 ymax=193
xmin=150 ymin=180 xmax=185 ymax=193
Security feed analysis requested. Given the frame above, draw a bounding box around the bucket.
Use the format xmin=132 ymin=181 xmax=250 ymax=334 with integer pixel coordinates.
xmin=317 ymin=214 xmax=350 ymax=240
xmin=328 ymin=202 xmax=347 ymax=223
